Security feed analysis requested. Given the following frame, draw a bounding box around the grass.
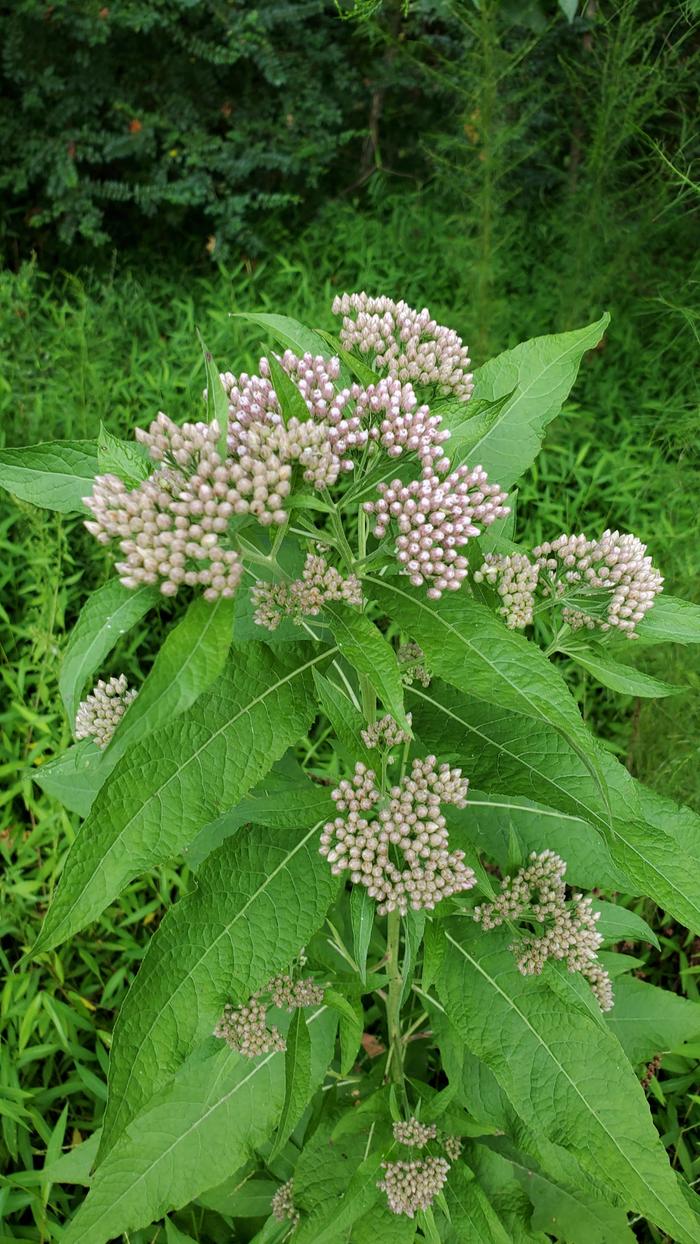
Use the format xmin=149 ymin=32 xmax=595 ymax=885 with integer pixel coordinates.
xmin=1 ymin=187 xmax=699 ymax=1240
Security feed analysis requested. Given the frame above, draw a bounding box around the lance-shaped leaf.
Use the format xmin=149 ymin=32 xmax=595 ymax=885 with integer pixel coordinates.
xmin=604 ymin=974 xmax=700 ymax=1064
xmin=185 ymin=760 xmax=334 ymax=871
xmin=559 ymin=640 xmax=683 ymax=698
xmin=42 ymin=596 xmax=235 ymax=818
xmin=437 ymin=923 xmax=698 ymax=1243
xmin=444 ymin=1162 xmax=511 ymax=1243
xmin=63 ymin=1007 xmax=337 ymax=1244
xmin=269 ymin=1009 xmax=312 ymax=1161
xmin=99 ymin=820 xmax=338 ymax=1159
xmin=633 ymin=595 xmax=700 ymax=645
xmin=97 ymin=423 xmax=150 ymax=485
xmin=106 ymin=594 xmax=235 ymax=760
xmin=447 ymin=314 xmax=609 ymax=486
xmin=369 ymin=579 xmax=606 ymax=800
xmin=59 ymin=580 xmax=158 ymax=724
xmin=234 ymin=311 xmax=346 ymax=375
xmin=0 ymin=440 xmax=98 ymax=513
xmin=452 ymin=791 xmax=626 ymax=891
xmin=409 ymin=680 xmax=700 ymax=932
xmin=32 ymin=643 xmax=333 ymax=956
xmin=324 ymin=601 xmax=409 ymax=730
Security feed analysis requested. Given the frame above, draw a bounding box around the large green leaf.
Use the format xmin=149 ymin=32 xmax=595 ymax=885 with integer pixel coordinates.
xmin=437 ymin=923 xmax=698 ymax=1243
xmin=106 ymin=594 xmax=235 ymax=759
xmin=410 ymin=680 xmax=700 ymax=932
xmin=40 ymin=595 xmax=234 ymax=818
xmin=324 ymin=601 xmax=409 ymax=730
xmin=369 ymin=579 xmax=606 ymax=800
xmin=269 ymin=1009 xmax=313 ymax=1161
xmin=448 ymin=314 xmax=609 ymax=486
xmin=634 ymin=596 xmax=700 ymax=645
xmin=451 ymin=791 xmax=627 ymax=891
xmin=604 ymin=974 xmax=700 ymax=1064
xmin=559 ymin=640 xmax=683 ymax=698
xmin=0 ymin=440 xmax=98 ymax=513
xmin=444 ymin=1162 xmax=512 ymax=1243
xmin=32 ymin=643 xmax=333 ymax=955
xmin=59 ymin=580 xmax=158 ymax=723
xmin=234 ymin=312 xmax=336 ymax=363
xmin=99 ymin=820 xmax=338 ymax=1159
xmin=466 ymin=1143 xmax=550 ymax=1244
xmin=184 ymin=761 xmax=333 ymax=870
xmin=63 ymin=1007 xmax=337 ymax=1244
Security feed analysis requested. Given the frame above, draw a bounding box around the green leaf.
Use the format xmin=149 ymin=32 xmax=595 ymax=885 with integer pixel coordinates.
xmin=269 ymin=1010 xmax=313 ymax=1161
xmin=353 ymin=1203 xmax=417 ymax=1242
xmin=184 ymin=761 xmax=334 ymax=871
xmin=324 ymin=601 xmax=410 ymax=730
xmin=467 ymin=1143 xmax=550 ymax=1243
xmin=97 ymin=424 xmax=150 ymax=486
xmin=0 ymin=440 xmax=98 ymax=513
xmin=164 ymin=1220 xmax=197 ymax=1244
xmin=410 ymin=680 xmax=700 ymax=932
xmin=350 ymin=886 xmax=375 ymax=986
xmin=313 ymin=669 xmax=373 ymax=767
xmin=267 ymin=351 xmax=311 ymax=423
xmin=32 ymin=643 xmax=333 ymax=956
xmin=593 ymin=900 xmax=659 ymax=950
xmin=453 ymin=313 xmax=609 ymax=487
xmin=438 ymin=392 xmax=512 ymax=465
xmin=198 ymin=330 xmax=230 ymax=459
xmin=63 ymin=1007 xmax=336 ymax=1244
xmin=604 ymin=974 xmax=700 ymax=1064
xmin=444 ymin=1162 xmax=511 ymax=1243
xmin=437 ymin=922 xmax=699 ymax=1243
xmin=634 ymin=596 xmax=700 ymax=645
xmin=451 ymin=791 xmax=626 ymax=891
xmin=315 ymin=328 xmax=382 ymax=387
xmin=369 ymin=579 xmax=607 ymax=806
xmin=198 ymin=1173 xmax=280 ymax=1217
xmin=559 ymin=0 xmax=579 ymax=20
xmin=59 ymin=580 xmax=158 ymax=724
xmin=560 ymin=641 xmax=683 ymax=698
xmin=234 ymin=312 xmax=334 ymax=361
xmin=32 ymin=740 xmax=110 ymax=818
xmin=493 ymin=1144 xmax=635 ymax=1244
xmin=98 ymin=818 xmax=338 ymax=1160
xmin=324 ymin=987 xmax=363 ymax=1075
xmin=295 ymin=1144 xmax=387 ymax=1244
xmin=106 ymin=594 xmax=235 ymax=759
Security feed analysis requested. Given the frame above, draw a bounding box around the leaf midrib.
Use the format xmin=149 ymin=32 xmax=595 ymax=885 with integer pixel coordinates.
xmin=444 ymin=933 xmax=692 ymax=1238
xmin=69 ymin=1007 xmax=328 ymax=1243
xmin=409 ymin=685 xmax=700 ymax=927
xmin=103 ymin=820 xmax=326 ymax=1155
xmin=37 ymin=645 xmax=337 ymax=951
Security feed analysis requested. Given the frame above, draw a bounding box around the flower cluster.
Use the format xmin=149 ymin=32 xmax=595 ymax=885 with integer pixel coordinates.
xmin=319 ymin=756 xmax=474 ymax=915
xmin=85 ymin=415 xmax=243 ymax=600
xmin=393 ymin=1118 xmax=436 ymax=1148
xmin=474 ymin=551 xmax=540 ymax=629
xmin=397 ymin=642 xmax=431 ymax=687
xmin=332 ymin=292 xmax=474 ymax=399
xmin=533 ymin=530 xmax=663 ymax=636
xmin=356 ymin=378 xmax=451 ymax=472
xmin=213 ymin=996 xmax=285 ymax=1058
xmin=473 ymin=530 xmax=663 ymax=638
xmin=378 ymin=1157 xmax=450 ymax=1218
xmin=267 ymin=974 xmax=325 ymax=1009
xmin=251 ymin=553 xmax=362 ymax=630
xmin=75 ymin=675 xmax=137 ymax=748
xmin=473 ymin=850 xmax=614 ymax=1011
xmin=361 ymin=713 xmax=413 ymax=752
xmin=365 ymin=464 xmax=509 ymax=598
xmin=443 ymin=1135 xmax=463 ymax=1162
xmin=271 ymin=1179 xmax=300 ymax=1227
xmin=213 ymin=975 xmax=325 ymax=1058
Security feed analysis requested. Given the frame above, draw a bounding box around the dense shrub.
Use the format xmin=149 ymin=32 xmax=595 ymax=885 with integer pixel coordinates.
xmin=0 ymin=0 xmax=456 ymax=263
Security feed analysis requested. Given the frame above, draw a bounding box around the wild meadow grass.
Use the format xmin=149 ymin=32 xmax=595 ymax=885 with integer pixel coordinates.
xmin=1 ymin=192 xmax=698 ymax=1239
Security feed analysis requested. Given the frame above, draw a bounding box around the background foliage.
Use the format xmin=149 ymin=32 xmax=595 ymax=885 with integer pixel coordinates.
xmin=1 ymin=0 xmax=699 ymax=1240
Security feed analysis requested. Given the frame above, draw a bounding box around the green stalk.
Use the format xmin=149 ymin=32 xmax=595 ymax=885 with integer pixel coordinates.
xmin=385 ymin=910 xmax=407 ymax=1103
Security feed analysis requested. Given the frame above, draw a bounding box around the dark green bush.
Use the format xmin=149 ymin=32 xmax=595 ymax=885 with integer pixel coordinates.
xmin=0 ymin=0 xmax=457 ymax=264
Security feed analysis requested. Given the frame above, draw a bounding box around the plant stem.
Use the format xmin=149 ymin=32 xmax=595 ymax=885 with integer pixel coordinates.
xmin=385 ymin=910 xmax=407 ymax=1104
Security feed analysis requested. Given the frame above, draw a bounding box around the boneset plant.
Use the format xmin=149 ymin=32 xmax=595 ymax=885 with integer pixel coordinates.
xmin=3 ymin=294 xmax=700 ymax=1243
